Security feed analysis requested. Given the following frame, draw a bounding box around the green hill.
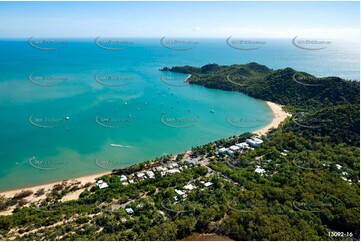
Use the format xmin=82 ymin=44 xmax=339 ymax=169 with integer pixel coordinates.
xmin=162 ymin=63 xmax=360 ymax=146
xmin=161 ymin=63 xmax=359 ymax=110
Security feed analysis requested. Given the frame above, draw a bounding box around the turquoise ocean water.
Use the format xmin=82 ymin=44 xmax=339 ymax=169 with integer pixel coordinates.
xmin=0 ymin=38 xmax=359 ymax=191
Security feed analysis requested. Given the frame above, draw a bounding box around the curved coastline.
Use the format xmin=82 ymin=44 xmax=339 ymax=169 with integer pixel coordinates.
xmin=0 ymin=100 xmax=289 ymax=202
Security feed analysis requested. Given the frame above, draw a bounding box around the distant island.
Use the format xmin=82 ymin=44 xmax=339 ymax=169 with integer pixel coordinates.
xmin=0 ymin=63 xmax=359 ymax=241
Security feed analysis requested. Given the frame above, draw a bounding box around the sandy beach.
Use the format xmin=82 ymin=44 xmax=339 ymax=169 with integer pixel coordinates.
xmin=0 ymin=172 xmax=110 ymax=216
xmin=253 ymin=101 xmax=291 ymax=136
xmin=0 ymin=101 xmax=290 ymax=214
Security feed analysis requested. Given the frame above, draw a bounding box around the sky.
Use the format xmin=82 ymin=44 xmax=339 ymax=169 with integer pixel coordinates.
xmin=0 ymin=1 xmax=359 ymax=40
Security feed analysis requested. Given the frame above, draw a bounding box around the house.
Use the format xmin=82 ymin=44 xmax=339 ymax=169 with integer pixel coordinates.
xmin=137 ymin=172 xmax=145 ymax=178
xmin=125 ymin=208 xmax=134 ymax=215
xmin=172 ymin=162 xmax=179 ymax=167
xmin=174 ymin=196 xmax=179 ymax=201
xmin=235 ymin=142 xmax=249 ymax=149
xmin=227 ymin=150 xmax=234 ymax=156
xmin=156 ymin=166 xmax=167 ymax=172
xmin=246 ymin=137 xmax=263 ymax=147
xmin=175 ymin=189 xmax=185 ymax=196
xmin=167 ymin=168 xmax=180 ymax=174
xmin=255 ymin=166 xmax=266 ymax=176
xmin=129 ymin=179 xmax=135 ymax=184
xmin=119 ymin=175 xmax=128 ymax=182
xmin=204 ymin=182 xmax=213 ymax=187
xmin=229 ymin=145 xmax=240 ymax=151
xmin=336 ymin=164 xmax=342 ymax=170
xmin=186 ymin=160 xmax=197 ymax=166
xmin=146 ymin=171 xmax=155 ymax=179
xmin=218 ymin=147 xmax=229 ymax=154
xmin=96 ymin=180 xmax=109 ymax=189
xmin=184 ymin=184 xmax=196 ymax=191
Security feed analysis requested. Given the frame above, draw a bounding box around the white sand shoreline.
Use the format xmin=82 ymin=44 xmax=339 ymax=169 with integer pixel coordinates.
xmin=0 ymin=101 xmax=290 ymax=203
xmin=253 ymin=101 xmax=292 ymax=136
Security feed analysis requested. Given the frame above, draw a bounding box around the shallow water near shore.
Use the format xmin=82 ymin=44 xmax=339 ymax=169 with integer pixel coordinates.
xmin=0 ymin=38 xmax=359 ymax=192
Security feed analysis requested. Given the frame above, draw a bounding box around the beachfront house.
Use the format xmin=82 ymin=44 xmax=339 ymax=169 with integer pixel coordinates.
xmin=119 ymin=175 xmax=128 ymax=182
xmin=146 ymin=171 xmax=155 ymax=179
xmin=137 ymin=172 xmax=145 ymax=179
xmin=235 ymin=142 xmax=249 ymax=149
xmin=156 ymin=166 xmax=167 ymax=172
xmin=96 ymin=180 xmax=109 ymax=189
xmin=246 ymin=137 xmax=264 ymax=147
xmin=217 ymin=147 xmax=229 ymax=154
xmin=186 ymin=160 xmax=197 ymax=166
xmin=229 ymin=145 xmax=240 ymax=151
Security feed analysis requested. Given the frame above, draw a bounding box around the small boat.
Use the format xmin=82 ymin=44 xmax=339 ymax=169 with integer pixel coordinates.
xmin=65 ymin=116 xmax=70 ymax=120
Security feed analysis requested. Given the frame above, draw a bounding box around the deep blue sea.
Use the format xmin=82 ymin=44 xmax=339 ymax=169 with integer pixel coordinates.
xmin=0 ymin=38 xmax=359 ymax=191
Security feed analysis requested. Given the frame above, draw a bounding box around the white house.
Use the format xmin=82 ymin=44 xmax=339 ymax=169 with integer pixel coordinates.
xmin=229 ymin=145 xmax=240 ymax=151
xmin=125 ymin=208 xmax=134 ymax=215
xmin=146 ymin=171 xmax=155 ymax=179
xmin=119 ymin=175 xmax=128 ymax=182
xmin=246 ymin=137 xmax=263 ymax=147
xmin=184 ymin=184 xmax=196 ymax=190
xmin=235 ymin=142 xmax=249 ymax=149
xmin=218 ymin=147 xmax=229 ymax=154
xmin=175 ymin=189 xmax=185 ymax=196
xmin=129 ymin=179 xmax=135 ymax=184
xmin=96 ymin=180 xmax=109 ymax=189
xmin=156 ymin=166 xmax=167 ymax=172
xmin=137 ymin=172 xmax=145 ymax=178
xmin=336 ymin=164 xmax=342 ymax=170
xmin=204 ymin=182 xmax=213 ymax=187
xmin=167 ymin=168 xmax=180 ymax=174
